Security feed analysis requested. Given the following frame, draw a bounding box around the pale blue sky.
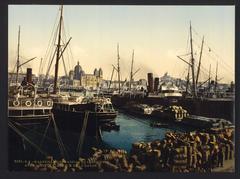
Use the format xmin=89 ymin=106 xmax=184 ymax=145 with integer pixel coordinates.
xmin=8 ymin=5 xmax=235 ymax=83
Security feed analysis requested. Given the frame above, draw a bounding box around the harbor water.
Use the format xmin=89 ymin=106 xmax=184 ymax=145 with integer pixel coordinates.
xmin=101 ymin=112 xmax=186 ymax=152
xmin=9 ymin=112 xmax=192 ymax=170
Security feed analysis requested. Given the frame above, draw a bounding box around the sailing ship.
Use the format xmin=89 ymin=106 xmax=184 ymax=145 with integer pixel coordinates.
xmin=43 ymin=6 xmax=117 ymax=133
xmin=8 ymin=27 xmax=53 ymax=125
xmin=111 ymin=22 xmax=234 ymax=122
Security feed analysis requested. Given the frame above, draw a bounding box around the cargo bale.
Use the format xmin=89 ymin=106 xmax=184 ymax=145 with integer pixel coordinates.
xmin=101 ymin=161 xmax=119 ymax=171
xmin=134 ymin=164 xmax=147 ymax=172
xmin=152 ymin=149 xmax=161 ymax=158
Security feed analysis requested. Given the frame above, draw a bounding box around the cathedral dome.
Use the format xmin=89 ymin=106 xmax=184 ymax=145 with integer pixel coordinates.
xmin=74 ymin=61 xmax=82 ymax=72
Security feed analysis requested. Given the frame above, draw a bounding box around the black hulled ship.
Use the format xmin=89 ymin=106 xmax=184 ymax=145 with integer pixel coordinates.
xmin=43 ymin=6 xmax=117 ymax=134
xmin=51 ymin=95 xmax=117 ymax=134
xmin=111 ymin=22 xmax=234 ymax=122
xmin=8 ymin=27 xmax=53 ymax=126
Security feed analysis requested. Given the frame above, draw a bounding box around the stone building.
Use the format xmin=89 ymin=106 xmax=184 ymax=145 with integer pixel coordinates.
xmin=69 ymin=61 xmax=103 ymax=89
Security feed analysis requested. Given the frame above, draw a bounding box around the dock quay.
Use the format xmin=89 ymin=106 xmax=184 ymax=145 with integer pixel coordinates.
xmin=119 ymin=102 xmax=233 ymax=131
xmin=111 ymin=95 xmax=234 ymax=122
xmin=15 ymin=128 xmax=234 ymax=172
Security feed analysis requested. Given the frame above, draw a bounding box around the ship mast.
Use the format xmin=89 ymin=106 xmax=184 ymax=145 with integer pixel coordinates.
xmin=108 ymin=65 xmax=115 ymax=91
xmin=53 ymin=5 xmax=63 ymax=94
xmin=189 ymin=22 xmax=197 ymax=98
xmin=16 ymin=26 xmax=21 ymax=83
xmin=129 ymin=49 xmax=134 ymax=90
xmin=185 ymin=65 xmax=190 ymax=94
xmin=214 ymin=61 xmax=218 ymax=93
xmin=208 ymin=64 xmax=211 ymax=91
xmin=117 ymin=43 xmax=121 ymax=94
xmin=196 ymin=36 xmax=204 ymax=85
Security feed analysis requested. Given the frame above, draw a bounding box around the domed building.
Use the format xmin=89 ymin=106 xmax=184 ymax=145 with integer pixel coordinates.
xmin=73 ymin=61 xmax=83 ymax=80
xmin=69 ymin=61 xmax=103 ymax=89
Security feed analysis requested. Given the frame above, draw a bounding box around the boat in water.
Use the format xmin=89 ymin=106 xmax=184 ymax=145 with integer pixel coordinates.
xmin=151 ymin=105 xmax=188 ymax=122
xmin=111 ymin=23 xmax=234 ymax=122
xmin=123 ymin=103 xmax=154 ymax=117
xmin=8 ymin=82 xmax=53 ymax=125
xmin=180 ymin=115 xmax=233 ymax=130
xmin=8 ymin=26 xmax=53 ymax=126
xmin=51 ymin=95 xmax=117 ymax=134
xmin=38 ymin=6 xmax=118 ymax=135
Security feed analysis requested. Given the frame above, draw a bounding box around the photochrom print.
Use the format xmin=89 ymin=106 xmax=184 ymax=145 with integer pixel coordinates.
xmin=8 ymin=5 xmax=235 ymax=172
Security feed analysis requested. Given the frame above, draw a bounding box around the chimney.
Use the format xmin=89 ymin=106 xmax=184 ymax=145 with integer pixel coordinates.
xmin=154 ymin=77 xmax=160 ymax=92
xmin=26 ymin=68 xmax=32 ymax=84
xmin=147 ymin=73 xmax=153 ymax=93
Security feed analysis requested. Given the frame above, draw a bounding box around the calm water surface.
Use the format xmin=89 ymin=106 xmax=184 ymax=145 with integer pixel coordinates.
xmin=9 ymin=112 xmax=187 ymax=167
xmin=101 ymin=112 xmax=182 ymax=152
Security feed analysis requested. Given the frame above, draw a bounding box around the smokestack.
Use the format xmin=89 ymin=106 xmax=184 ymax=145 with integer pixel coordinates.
xmin=147 ymin=73 xmax=153 ymax=93
xmin=26 ymin=68 xmax=32 ymax=84
xmin=154 ymin=77 xmax=160 ymax=92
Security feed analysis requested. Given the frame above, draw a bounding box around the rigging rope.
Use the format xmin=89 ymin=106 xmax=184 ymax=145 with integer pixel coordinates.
xmin=51 ymin=113 xmax=69 ymax=159
xmin=192 ymin=27 xmax=234 ymax=74
xmin=9 ymin=63 xmax=17 ymax=83
xmin=191 ymin=38 xmax=233 ymax=82
xmin=38 ymin=119 xmax=52 ymax=152
xmin=14 ymin=121 xmax=61 ymax=145
xmin=42 ymin=9 xmax=60 ymax=75
xmin=76 ymin=111 xmax=89 ymax=157
xmin=8 ymin=121 xmax=48 ymax=157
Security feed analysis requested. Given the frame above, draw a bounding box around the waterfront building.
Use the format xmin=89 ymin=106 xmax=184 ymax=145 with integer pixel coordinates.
xmin=70 ymin=62 xmax=103 ymax=89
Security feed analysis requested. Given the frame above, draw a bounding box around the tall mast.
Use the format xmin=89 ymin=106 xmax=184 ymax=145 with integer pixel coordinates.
xmin=16 ymin=26 xmax=21 ymax=83
xmin=129 ymin=49 xmax=134 ymax=90
xmin=215 ymin=61 xmax=218 ymax=93
xmin=186 ymin=65 xmax=190 ymax=94
xmin=108 ymin=66 xmax=115 ymax=91
xmin=196 ymin=36 xmax=204 ymax=85
xmin=208 ymin=64 xmax=211 ymax=90
xmin=117 ymin=43 xmax=121 ymax=93
xmin=190 ymin=22 xmax=197 ymax=98
xmin=53 ymin=5 xmax=63 ymax=94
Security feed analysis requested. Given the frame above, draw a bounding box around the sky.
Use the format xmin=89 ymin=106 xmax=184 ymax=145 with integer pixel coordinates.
xmin=8 ymin=5 xmax=235 ymax=83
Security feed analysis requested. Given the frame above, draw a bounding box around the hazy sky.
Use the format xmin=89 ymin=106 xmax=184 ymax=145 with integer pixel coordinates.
xmin=8 ymin=5 xmax=234 ymax=83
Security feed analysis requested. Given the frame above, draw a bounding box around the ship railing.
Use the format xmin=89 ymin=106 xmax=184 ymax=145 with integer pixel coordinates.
xmin=197 ymin=91 xmax=235 ymax=99
xmin=8 ymin=98 xmax=53 ymax=117
xmin=9 ymin=98 xmax=53 ymax=107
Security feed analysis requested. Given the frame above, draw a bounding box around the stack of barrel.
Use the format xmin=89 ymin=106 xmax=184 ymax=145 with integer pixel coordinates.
xmin=21 ymin=127 xmax=234 ymax=172
xmin=171 ymin=146 xmax=188 ymax=172
xmin=167 ymin=105 xmax=189 ymax=121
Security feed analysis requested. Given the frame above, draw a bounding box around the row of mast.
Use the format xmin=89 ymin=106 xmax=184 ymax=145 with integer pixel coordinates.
xmin=183 ymin=22 xmax=219 ymax=98
xmin=14 ymin=6 xmax=219 ymax=97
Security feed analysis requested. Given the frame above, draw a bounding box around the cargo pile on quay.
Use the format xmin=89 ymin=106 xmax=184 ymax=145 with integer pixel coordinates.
xmin=22 ymin=128 xmax=234 ymax=172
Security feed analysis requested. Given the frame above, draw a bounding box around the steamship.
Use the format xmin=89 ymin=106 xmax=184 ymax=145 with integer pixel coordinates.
xmin=42 ymin=6 xmax=117 ymax=134
xmin=111 ymin=24 xmax=234 ymax=122
xmin=51 ymin=95 xmax=117 ymax=134
xmin=8 ymin=27 xmax=53 ymax=125
xmin=8 ymin=69 xmax=53 ymax=125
